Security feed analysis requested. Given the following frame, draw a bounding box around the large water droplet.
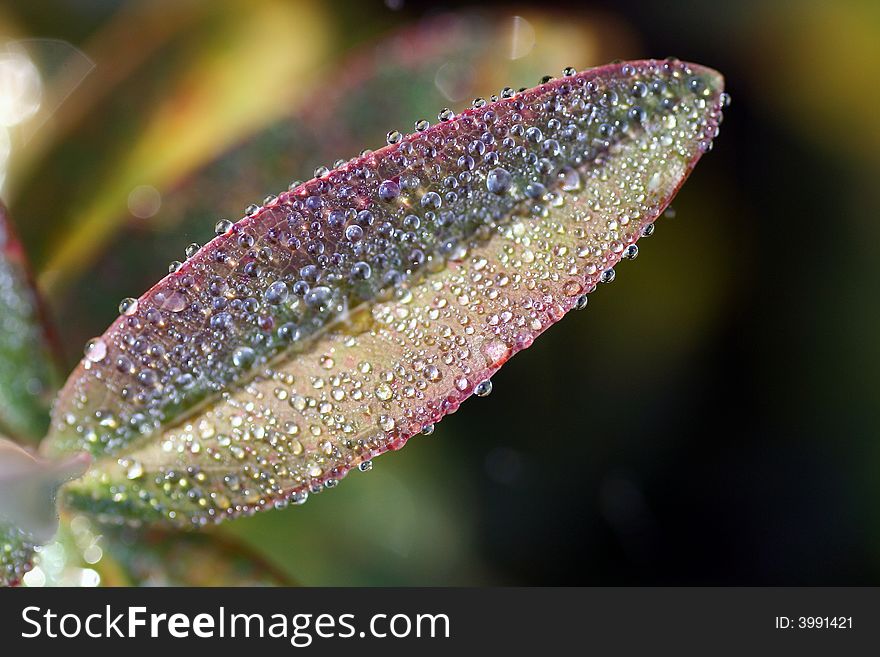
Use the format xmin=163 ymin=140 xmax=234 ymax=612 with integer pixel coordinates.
xmin=474 ymin=380 xmax=493 ymax=397
xmin=378 ymin=179 xmax=400 ymax=201
xmin=84 ymin=339 xmax=107 ymax=362
xmin=118 ymin=298 xmax=138 ymax=316
xmin=155 ymin=290 xmax=186 ymax=312
xmin=264 ymin=281 xmax=289 ymax=305
xmin=232 ymin=346 xmax=256 ymax=368
xmin=486 ymin=167 xmax=512 ymax=194
xmin=125 ymin=461 xmax=144 ymax=480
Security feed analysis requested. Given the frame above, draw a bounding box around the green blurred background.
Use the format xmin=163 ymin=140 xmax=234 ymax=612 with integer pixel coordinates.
xmin=1 ymin=0 xmax=878 ymax=585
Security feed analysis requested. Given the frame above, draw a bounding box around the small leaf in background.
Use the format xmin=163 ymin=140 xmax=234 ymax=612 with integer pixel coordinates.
xmin=45 ymin=59 xmax=726 ymax=527
xmin=0 ymin=437 xmax=89 ymax=586
xmin=23 ymin=516 xmax=293 ymax=587
xmin=33 ymin=0 xmax=331 ymax=294
xmin=96 ymin=526 xmax=295 ymax=586
xmin=0 ymin=203 xmax=60 ymax=441
xmin=12 ymin=1 xmax=202 ymax=176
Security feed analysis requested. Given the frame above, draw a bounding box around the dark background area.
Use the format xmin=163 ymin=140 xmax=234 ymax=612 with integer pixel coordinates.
xmin=1 ymin=0 xmax=877 ymax=585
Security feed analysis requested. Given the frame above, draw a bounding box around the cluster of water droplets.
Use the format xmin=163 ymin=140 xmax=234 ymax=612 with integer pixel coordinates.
xmin=0 ymin=521 xmax=36 ymax=586
xmin=52 ymin=60 xmax=726 ymax=526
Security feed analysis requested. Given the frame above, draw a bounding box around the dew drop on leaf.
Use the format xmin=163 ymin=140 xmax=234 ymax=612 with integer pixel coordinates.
xmin=474 ymin=380 xmax=493 ymax=397
xmin=84 ymin=339 xmax=106 ymax=363
xmin=118 ymin=298 xmax=138 ymax=316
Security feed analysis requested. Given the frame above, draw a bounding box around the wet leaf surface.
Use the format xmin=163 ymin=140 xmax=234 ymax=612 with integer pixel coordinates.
xmin=44 ymin=59 xmax=726 ymax=526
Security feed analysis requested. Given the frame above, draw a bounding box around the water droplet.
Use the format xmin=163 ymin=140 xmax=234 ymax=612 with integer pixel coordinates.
xmin=84 ymin=339 xmax=107 ymax=362
xmin=375 ymin=383 xmax=392 ymax=401
xmin=386 ymin=130 xmax=402 ymax=145
xmin=421 ymin=191 xmax=442 ymax=209
xmin=345 ymin=224 xmax=364 ymax=242
xmin=118 ymin=298 xmax=138 ymax=316
xmin=525 ymin=127 xmax=543 ymax=143
xmin=350 ymin=261 xmax=371 ymax=280
xmin=358 ymin=460 xmax=373 ymax=472
xmin=214 ymin=219 xmax=233 ymax=235
xmin=474 ymin=380 xmax=493 ymax=397
xmin=482 ymin=340 xmax=511 ymax=368
xmin=305 ymin=286 xmax=332 ymax=310
xmin=185 ymin=243 xmax=200 ymax=258
xmin=126 ymin=461 xmax=144 ymax=480
xmin=155 ymin=290 xmax=186 ymax=312
xmin=525 ymin=181 xmax=546 ymax=199
xmin=232 ymin=346 xmax=256 ymax=368
xmin=378 ymin=179 xmax=400 ymax=201
xmin=264 ymin=281 xmax=289 ymax=305
xmin=575 ymin=295 xmax=589 ymax=310
xmin=486 ymin=167 xmax=512 ymax=194
xmin=278 ymin=323 xmax=301 ymax=342
xmin=622 ymin=244 xmax=639 ymax=259
xmin=628 ymin=106 xmax=646 ymax=122
xmin=558 ymin=167 xmax=581 ymax=191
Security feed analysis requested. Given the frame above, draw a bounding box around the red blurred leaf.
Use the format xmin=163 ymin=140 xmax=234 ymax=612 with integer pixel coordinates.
xmin=0 ymin=204 xmax=61 ymax=441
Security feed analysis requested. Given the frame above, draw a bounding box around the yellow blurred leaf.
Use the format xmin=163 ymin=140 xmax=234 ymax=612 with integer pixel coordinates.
xmin=41 ymin=0 xmax=330 ymax=292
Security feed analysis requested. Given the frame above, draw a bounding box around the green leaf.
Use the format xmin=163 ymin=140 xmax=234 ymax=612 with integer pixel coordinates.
xmin=44 ymin=59 xmax=726 ymax=526
xmin=22 ymin=515 xmax=293 ymax=586
xmin=0 ymin=437 xmax=89 ymax=586
xmin=93 ymin=525 xmax=296 ymax=586
xmin=0 ymin=204 xmax=60 ymax=441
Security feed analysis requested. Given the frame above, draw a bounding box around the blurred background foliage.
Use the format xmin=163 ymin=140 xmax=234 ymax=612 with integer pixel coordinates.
xmin=0 ymin=0 xmax=878 ymax=585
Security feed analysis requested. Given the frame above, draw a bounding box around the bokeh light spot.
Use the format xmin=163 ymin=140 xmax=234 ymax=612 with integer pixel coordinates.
xmin=508 ymin=16 xmax=535 ymax=60
xmin=0 ymin=51 xmax=42 ymax=127
xmin=127 ymin=184 xmax=162 ymax=219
